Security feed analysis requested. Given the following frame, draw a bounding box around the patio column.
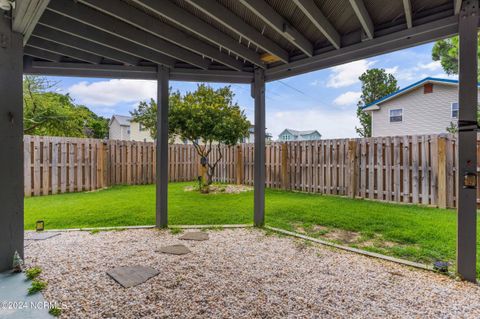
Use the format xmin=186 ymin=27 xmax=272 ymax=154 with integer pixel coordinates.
xmin=156 ymin=66 xmax=169 ymax=228
xmin=456 ymin=0 xmax=478 ymax=282
xmin=252 ymin=68 xmax=265 ymax=226
xmin=0 ymin=14 xmax=24 ymax=271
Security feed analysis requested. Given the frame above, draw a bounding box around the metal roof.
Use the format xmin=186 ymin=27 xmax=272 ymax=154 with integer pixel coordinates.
xmin=363 ymin=77 xmax=480 ymax=110
xmin=111 ymin=115 xmax=132 ymax=126
xmin=15 ymin=0 xmax=466 ymax=83
xmin=280 ymin=129 xmax=321 ymax=136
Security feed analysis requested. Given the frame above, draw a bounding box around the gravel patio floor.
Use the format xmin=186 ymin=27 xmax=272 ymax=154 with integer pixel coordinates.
xmin=25 ymin=228 xmax=480 ymax=318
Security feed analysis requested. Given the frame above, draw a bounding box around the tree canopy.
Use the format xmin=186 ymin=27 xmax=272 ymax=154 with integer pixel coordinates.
xmin=356 ymin=69 xmax=399 ymax=137
xmin=432 ymin=34 xmax=480 ymax=79
xmin=131 ymin=84 xmax=250 ymax=190
xmin=23 ymin=76 xmax=108 ymax=138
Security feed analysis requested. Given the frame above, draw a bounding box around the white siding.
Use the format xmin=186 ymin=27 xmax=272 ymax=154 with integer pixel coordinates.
xmin=370 ymin=84 xmax=480 ymax=137
xmin=129 ymin=122 xmax=154 ymax=142
xmin=109 ymin=118 xmax=130 ymax=140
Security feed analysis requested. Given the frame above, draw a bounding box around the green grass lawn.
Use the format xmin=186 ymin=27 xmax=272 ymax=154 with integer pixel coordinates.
xmin=25 ymin=182 xmax=480 ymax=276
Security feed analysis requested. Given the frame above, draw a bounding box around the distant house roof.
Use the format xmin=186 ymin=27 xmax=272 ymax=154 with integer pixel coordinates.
xmin=279 ymin=129 xmax=321 ymax=138
xmin=111 ymin=115 xmax=132 ymax=126
xmin=363 ymin=77 xmax=480 ymax=111
xmin=248 ymin=125 xmax=272 ymax=137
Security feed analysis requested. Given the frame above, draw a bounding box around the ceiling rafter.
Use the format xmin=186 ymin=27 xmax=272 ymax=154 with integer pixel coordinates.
xmin=292 ymin=0 xmax=341 ymax=49
xmin=33 ymin=25 xmax=141 ymax=66
xmin=24 ymin=46 xmax=62 ymax=62
xmin=77 ymin=0 xmax=244 ymax=71
xmin=454 ymin=0 xmax=463 ymax=15
xmin=38 ymin=11 xmax=175 ymax=68
xmin=28 ymin=36 xmax=103 ymax=64
xmin=47 ymin=0 xmax=210 ymax=70
xmin=266 ymin=15 xmax=459 ymax=81
xmin=348 ymin=0 xmax=375 ymax=39
xmin=184 ymin=0 xmax=289 ymax=63
xmin=25 ymin=61 xmax=255 ymax=83
xmin=132 ymin=0 xmax=265 ymax=68
xmin=238 ymin=0 xmax=313 ymax=57
xmin=403 ymin=0 xmax=413 ymax=28
xmin=12 ymin=0 xmax=49 ymax=45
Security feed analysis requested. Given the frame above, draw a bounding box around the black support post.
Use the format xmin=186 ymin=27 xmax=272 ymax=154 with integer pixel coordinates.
xmin=252 ymin=68 xmax=266 ymax=227
xmin=0 ymin=14 xmax=24 ymax=271
xmin=156 ymin=65 xmax=169 ymax=228
xmin=457 ymin=0 xmax=478 ymax=282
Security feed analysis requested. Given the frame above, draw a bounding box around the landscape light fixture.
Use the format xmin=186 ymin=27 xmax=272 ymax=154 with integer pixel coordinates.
xmin=35 ymin=220 xmax=44 ymax=232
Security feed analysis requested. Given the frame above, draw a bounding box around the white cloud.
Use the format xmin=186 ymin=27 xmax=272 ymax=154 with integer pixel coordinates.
xmin=385 ymin=66 xmax=399 ymax=75
xmin=326 ymin=60 xmax=375 ymax=88
xmin=67 ymin=79 xmax=157 ymax=107
xmin=431 ymin=73 xmax=458 ymax=79
xmin=333 ymin=91 xmax=361 ymax=106
xmin=266 ymin=108 xmax=359 ymax=139
xmin=417 ymin=61 xmax=442 ymax=71
xmin=389 ymin=61 xmax=444 ymax=82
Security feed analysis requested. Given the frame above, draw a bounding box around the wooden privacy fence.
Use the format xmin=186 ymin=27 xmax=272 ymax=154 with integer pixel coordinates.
xmin=24 ymin=134 xmax=465 ymax=209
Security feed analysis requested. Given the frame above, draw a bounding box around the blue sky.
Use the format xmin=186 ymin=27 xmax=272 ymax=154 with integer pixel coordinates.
xmin=48 ymin=41 xmax=455 ymax=139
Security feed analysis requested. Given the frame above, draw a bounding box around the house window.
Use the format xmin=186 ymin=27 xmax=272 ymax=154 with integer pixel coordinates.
xmin=451 ymin=102 xmax=459 ymax=118
xmin=389 ymin=109 xmax=403 ymax=122
xmin=282 ymin=134 xmax=291 ymax=141
xmin=139 ymin=124 xmax=146 ymax=131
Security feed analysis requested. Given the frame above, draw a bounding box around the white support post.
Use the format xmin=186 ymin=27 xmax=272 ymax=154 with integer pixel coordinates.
xmin=456 ymin=0 xmax=478 ymax=282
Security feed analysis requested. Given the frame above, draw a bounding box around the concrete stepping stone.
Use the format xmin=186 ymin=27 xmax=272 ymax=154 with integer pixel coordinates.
xmin=179 ymin=231 xmax=209 ymax=241
xmin=107 ymin=266 xmax=159 ymax=288
xmin=157 ymin=244 xmax=191 ymax=255
xmin=25 ymin=232 xmax=60 ymax=241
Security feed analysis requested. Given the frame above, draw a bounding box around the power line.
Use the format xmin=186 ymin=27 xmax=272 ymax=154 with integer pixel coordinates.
xmin=276 ymin=80 xmax=317 ymax=102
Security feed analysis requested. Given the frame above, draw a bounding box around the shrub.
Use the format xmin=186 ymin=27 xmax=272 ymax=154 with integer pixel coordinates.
xmin=25 ymin=267 xmax=42 ymax=280
xmin=49 ymin=307 xmax=62 ymax=317
xmin=28 ymin=280 xmax=47 ymax=294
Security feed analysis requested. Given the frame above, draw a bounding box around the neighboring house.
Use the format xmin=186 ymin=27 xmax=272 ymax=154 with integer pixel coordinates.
xmin=278 ymin=129 xmax=322 ymax=141
xmin=243 ymin=125 xmax=273 ymax=143
xmin=109 ymin=115 xmax=154 ymax=142
xmin=363 ymin=77 xmax=480 ymax=137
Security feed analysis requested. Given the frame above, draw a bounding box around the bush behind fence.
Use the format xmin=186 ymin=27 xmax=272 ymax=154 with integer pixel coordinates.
xmin=24 ymin=134 xmax=464 ymax=208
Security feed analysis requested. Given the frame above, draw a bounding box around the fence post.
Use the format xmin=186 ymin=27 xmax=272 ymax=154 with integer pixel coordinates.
xmin=281 ymin=142 xmax=289 ymax=190
xmin=437 ymin=135 xmax=448 ymax=209
xmin=236 ymin=144 xmax=243 ymax=185
xmin=104 ymin=141 xmax=110 ymax=187
xmin=348 ymin=139 xmax=358 ymax=198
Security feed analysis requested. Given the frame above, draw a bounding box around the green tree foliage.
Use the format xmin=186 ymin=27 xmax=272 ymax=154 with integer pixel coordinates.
xmin=433 ymin=35 xmax=480 ymax=132
xmin=432 ymin=34 xmax=480 ymax=79
xmin=356 ymin=69 xmax=399 ymax=137
xmin=131 ymin=84 xmax=250 ymax=190
xmin=23 ymin=75 xmax=108 ymax=138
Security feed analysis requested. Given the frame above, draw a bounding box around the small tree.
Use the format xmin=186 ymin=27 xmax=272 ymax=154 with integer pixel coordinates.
xmin=23 ymin=75 xmax=109 ymax=138
xmin=131 ymin=84 xmax=250 ymax=192
xmin=356 ymin=69 xmax=399 ymax=137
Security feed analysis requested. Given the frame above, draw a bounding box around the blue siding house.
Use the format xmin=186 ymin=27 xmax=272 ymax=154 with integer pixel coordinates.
xmin=278 ymin=129 xmax=322 ymax=141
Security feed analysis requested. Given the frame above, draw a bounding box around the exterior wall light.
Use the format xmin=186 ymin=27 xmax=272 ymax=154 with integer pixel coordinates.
xmin=463 ymin=172 xmax=477 ymax=189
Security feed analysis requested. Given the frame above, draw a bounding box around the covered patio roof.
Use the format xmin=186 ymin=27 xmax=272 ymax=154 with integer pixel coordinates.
xmin=20 ymin=0 xmax=462 ymax=83
xmin=1 ymin=0 xmax=479 ymax=283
